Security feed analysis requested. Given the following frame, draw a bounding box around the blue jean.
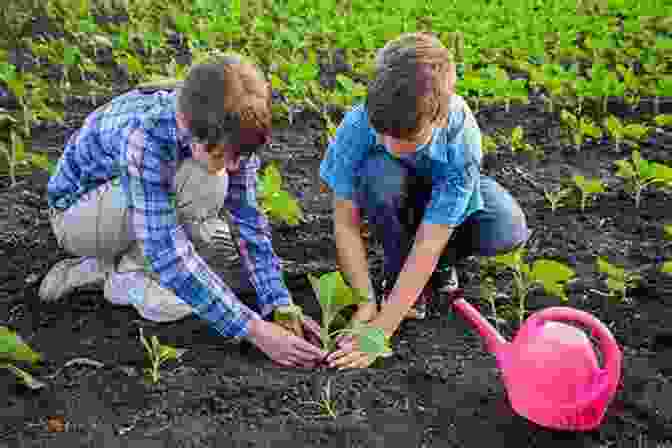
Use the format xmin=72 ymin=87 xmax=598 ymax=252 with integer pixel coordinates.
xmin=354 ymin=151 xmax=529 ymax=285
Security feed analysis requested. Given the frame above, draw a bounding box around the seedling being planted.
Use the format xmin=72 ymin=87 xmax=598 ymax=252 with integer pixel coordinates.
xmin=487 ymin=245 xmax=576 ymax=326
xmin=257 ymin=162 xmax=304 ymax=226
xmin=274 ymin=271 xmax=392 ymax=365
xmin=139 ymin=327 xmax=187 ymax=385
xmin=560 ymin=109 xmax=603 ymax=152
xmin=603 ymin=115 xmax=651 ymax=151
xmin=0 ymin=326 xmax=46 ymax=390
xmin=570 ymin=175 xmax=606 ymax=212
xmin=614 ymin=150 xmax=672 ymax=208
xmin=595 ymin=256 xmax=641 ymax=303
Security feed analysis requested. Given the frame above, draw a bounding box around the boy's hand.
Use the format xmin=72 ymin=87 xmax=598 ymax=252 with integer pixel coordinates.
xmin=334 ymin=302 xmax=378 ymax=349
xmin=246 ymin=319 xmax=327 ymax=368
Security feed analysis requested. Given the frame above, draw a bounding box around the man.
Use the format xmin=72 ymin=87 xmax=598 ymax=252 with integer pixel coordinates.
xmin=39 ymin=54 xmax=326 ymax=368
xmin=320 ymin=33 xmax=529 ymax=369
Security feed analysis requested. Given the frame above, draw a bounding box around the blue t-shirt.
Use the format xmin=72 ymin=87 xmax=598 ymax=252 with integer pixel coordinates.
xmin=319 ymin=95 xmax=484 ymax=226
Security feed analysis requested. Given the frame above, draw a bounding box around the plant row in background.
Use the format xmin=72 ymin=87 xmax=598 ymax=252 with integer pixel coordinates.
xmin=0 ymin=0 xmax=671 ymax=184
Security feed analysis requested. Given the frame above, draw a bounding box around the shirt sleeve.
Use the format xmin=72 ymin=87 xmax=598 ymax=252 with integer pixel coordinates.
xmin=120 ymin=127 xmax=262 ymax=338
xmin=223 ymin=154 xmax=292 ymax=319
xmin=423 ymin=99 xmax=482 ymax=226
xmin=319 ymin=104 xmax=372 ymax=200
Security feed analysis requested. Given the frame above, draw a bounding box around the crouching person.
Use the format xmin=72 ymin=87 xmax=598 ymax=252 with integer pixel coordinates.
xmin=321 ymin=33 xmax=530 ymax=369
xmin=39 ymin=55 xmax=325 ymax=368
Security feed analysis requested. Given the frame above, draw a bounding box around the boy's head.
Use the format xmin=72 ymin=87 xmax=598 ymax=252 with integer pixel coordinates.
xmin=366 ymin=32 xmax=456 ymax=152
xmin=176 ymin=54 xmax=271 ymax=174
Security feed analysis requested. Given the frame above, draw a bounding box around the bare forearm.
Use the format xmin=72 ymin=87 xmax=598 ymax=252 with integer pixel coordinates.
xmin=334 ymin=225 xmax=375 ymax=302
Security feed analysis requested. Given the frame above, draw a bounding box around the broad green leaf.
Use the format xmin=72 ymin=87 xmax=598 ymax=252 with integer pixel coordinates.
xmin=273 ymin=304 xmax=304 ymax=323
xmin=0 ymin=327 xmax=42 ymax=364
xmin=354 ymin=326 xmax=391 ymax=356
xmin=651 ymin=162 xmax=672 ymax=184
xmin=158 ymin=344 xmax=177 ymax=362
xmin=661 ymin=261 xmax=672 ymax=274
xmin=654 ymin=114 xmax=672 ymax=127
xmin=311 ymin=271 xmax=367 ymax=326
xmin=596 ymin=257 xmax=626 ymax=281
xmin=492 ymin=246 xmax=526 ymax=270
xmin=13 ymin=133 xmax=26 ymax=163
xmin=530 ymin=259 xmax=575 ymax=301
xmin=664 ymin=224 xmax=672 ymax=239
xmin=623 ymin=124 xmax=650 ymax=141
xmin=605 ymin=278 xmax=626 ymax=295
xmin=614 ymin=159 xmax=635 ymax=179
xmin=1 ymin=363 xmax=46 ymax=390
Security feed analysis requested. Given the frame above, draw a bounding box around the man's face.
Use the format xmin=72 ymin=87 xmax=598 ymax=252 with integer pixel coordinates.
xmin=379 ymin=65 xmax=457 ymax=155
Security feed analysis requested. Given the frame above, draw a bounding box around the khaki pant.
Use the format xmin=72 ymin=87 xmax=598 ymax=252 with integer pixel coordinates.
xmin=49 ymin=158 xmax=232 ymax=321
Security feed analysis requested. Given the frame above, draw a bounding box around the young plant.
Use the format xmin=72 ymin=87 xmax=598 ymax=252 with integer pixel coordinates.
xmin=488 ymin=245 xmax=576 ymax=326
xmin=654 ymin=114 xmax=672 ymax=128
xmin=595 ymin=256 xmax=641 ymax=303
xmin=509 ymin=126 xmax=535 ymax=153
xmin=560 ymin=109 xmax=603 ymax=152
xmin=614 ymin=150 xmax=672 ymax=208
xmin=138 ymin=327 xmax=187 ymax=385
xmin=257 ymin=162 xmax=304 ymax=226
xmin=543 ymin=185 xmax=572 ymax=214
xmin=480 ymin=276 xmax=504 ymax=332
xmin=568 ymin=174 xmax=605 ymax=212
xmin=0 ymin=326 xmax=46 ymax=390
xmin=296 ymin=376 xmax=338 ymax=419
xmin=276 ymin=271 xmax=391 ymax=362
xmin=602 ymin=115 xmax=651 ymax=151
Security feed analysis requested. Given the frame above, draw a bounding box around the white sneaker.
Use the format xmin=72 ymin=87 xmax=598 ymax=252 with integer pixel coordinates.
xmin=39 ymin=257 xmax=110 ymax=302
xmin=103 ymin=271 xmax=193 ymax=323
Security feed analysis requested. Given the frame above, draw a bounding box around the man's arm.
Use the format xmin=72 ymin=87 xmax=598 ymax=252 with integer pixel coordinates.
xmin=223 ymin=154 xmax=292 ymax=319
xmin=121 ymin=128 xmax=262 ymax=338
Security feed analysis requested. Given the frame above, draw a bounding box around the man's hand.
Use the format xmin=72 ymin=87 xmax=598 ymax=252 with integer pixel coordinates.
xmin=246 ymin=319 xmax=327 ymax=368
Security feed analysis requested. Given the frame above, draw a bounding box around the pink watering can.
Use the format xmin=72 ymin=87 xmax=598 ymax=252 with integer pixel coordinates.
xmin=448 ymin=288 xmax=622 ymax=431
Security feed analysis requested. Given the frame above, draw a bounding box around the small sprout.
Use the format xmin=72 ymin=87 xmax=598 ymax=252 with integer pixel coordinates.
xmin=614 ymin=150 xmax=672 ymax=208
xmin=654 ymin=114 xmax=672 ymax=127
xmin=0 ymin=326 xmax=45 ymax=390
xmin=561 ymin=109 xmax=602 ymax=152
xmin=509 ymin=126 xmax=535 ymax=153
xmin=595 ymin=256 xmax=641 ymax=303
xmin=603 ymin=115 xmax=651 ymax=151
xmin=139 ymin=327 xmax=187 ymax=385
xmin=543 ymin=185 xmax=572 ymax=214
xmin=571 ymin=175 xmax=606 ymax=212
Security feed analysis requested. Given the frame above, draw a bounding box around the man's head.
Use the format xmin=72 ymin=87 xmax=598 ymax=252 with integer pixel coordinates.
xmin=176 ymin=54 xmax=272 ymax=175
xmin=366 ymin=32 xmax=456 ymax=154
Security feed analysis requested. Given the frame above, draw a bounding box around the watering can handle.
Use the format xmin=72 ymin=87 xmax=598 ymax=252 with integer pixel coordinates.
xmin=530 ymin=307 xmax=622 ymax=396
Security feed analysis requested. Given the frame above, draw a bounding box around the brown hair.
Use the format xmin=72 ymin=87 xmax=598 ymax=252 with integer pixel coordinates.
xmin=366 ymin=32 xmax=454 ymax=140
xmin=177 ymin=54 xmax=272 ymax=155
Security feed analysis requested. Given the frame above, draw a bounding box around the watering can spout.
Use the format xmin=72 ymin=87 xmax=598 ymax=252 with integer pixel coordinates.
xmin=450 ymin=289 xmax=508 ymax=357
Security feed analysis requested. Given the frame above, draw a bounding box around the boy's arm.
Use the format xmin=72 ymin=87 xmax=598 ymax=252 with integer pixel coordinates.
xmin=374 ymin=222 xmax=455 ymax=336
xmin=223 ymin=154 xmax=293 ymax=319
xmin=333 ymin=197 xmax=378 ymax=321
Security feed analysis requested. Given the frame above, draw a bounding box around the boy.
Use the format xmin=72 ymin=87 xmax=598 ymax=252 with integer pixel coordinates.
xmin=38 ymin=55 xmax=326 ymax=368
xmin=320 ymin=33 xmax=529 ymax=369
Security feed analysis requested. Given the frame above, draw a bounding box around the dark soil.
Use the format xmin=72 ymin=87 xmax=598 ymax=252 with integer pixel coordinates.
xmin=2 ymin=13 xmax=672 ymax=448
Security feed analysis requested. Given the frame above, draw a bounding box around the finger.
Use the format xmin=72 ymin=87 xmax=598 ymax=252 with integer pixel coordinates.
xmin=295 ymin=339 xmax=327 ymax=358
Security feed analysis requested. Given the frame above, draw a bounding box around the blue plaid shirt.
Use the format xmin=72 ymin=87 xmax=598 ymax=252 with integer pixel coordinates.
xmin=320 ymin=95 xmax=484 ymax=225
xmin=47 ymin=89 xmax=292 ymax=338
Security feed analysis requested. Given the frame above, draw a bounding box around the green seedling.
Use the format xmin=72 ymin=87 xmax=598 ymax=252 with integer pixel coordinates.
xmin=603 ymin=115 xmax=651 ymax=151
xmin=570 ymin=175 xmax=606 ymax=212
xmin=0 ymin=326 xmax=46 ymax=390
xmin=488 ymin=245 xmax=576 ymax=326
xmin=480 ymin=276 xmax=505 ymax=332
xmin=662 ymin=260 xmax=672 ymax=275
xmin=139 ymin=327 xmax=187 ymax=385
xmin=276 ymin=271 xmax=391 ymax=365
xmin=509 ymin=126 xmax=535 ymax=153
xmin=595 ymin=256 xmax=641 ymax=303
xmin=257 ymin=162 xmax=304 ymax=226
xmin=614 ymin=150 xmax=672 ymax=208
xmin=560 ymin=109 xmax=603 ymax=152
xmin=653 ymin=77 xmax=672 ymax=116
xmin=664 ymin=224 xmax=672 ymax=240
xmin=482 ymin=134 xmax=500 ymax=154
xmin=296 ymin=376 xmax=338 ymax=419
xmin=616 ymin=63 xmax=641 ymax=110
xmin=654 ymin=114 xmax=672 ymax=128
xmin=543 ymin=185 xmax=572 ymax=214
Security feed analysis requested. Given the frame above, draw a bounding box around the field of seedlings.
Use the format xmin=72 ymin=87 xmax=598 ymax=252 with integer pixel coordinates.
xmin=1 ymin=0 xmax=672 ymax=446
